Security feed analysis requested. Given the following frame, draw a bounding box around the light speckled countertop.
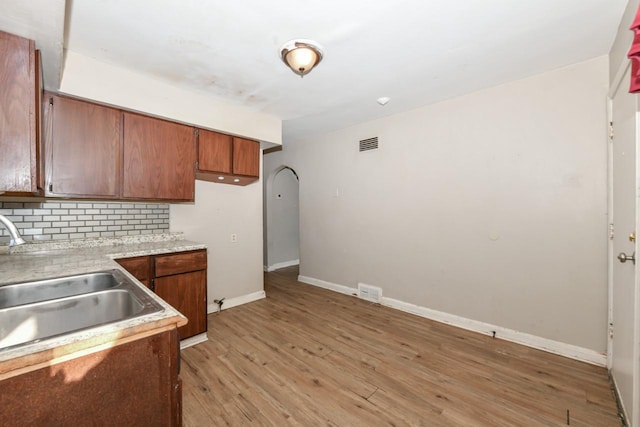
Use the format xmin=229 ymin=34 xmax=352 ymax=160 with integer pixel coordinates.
xmin=0 ymin=233 xmax=206 ymax=371
xmin=0 ymin=233 xmax=206 ymax=285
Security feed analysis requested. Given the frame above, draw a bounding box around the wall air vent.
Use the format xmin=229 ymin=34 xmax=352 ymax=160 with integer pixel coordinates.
xmin=359 ymin=137 xmax=379 ymax=152
xmin=358 ymin=283 xmax=382 ymax=303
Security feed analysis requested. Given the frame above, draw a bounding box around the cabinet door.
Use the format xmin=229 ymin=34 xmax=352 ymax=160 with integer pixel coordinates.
xmin=198 ymin=129 xmax=232 ymax=174
xmin=123 ymin=112 xmax=196 ymax=201
xmin=155 ymin=270 xmax=207 ymax=339
xmin=45 ymin=94 xmax=121 ymax=197
xmin=232 ymin=137 xmax=260 ymax=177
xmin=0 ymin=31 xmax=39 ymax=193
xmin=0 ymin=329 xmax=181 ymax=426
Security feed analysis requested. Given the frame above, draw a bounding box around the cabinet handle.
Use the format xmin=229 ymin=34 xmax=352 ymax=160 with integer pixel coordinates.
xmin=150 ymin=278 xmax=155 ymax=292
xmin=48 ymin=183 xmax=53 ymax=192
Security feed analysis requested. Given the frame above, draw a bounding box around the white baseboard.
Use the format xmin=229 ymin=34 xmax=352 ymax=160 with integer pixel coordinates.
xmin=298 ymin=275 xmax=358 ymax=296
xmin=266 ymin=259 xmax=300 ymax=272
xmin=381 ymin=296 xmax=606 ymax=367
xmin=298 ymin=275 xmax=606 ymax=367
xmin=180 ymin=332 xmax=208 ymax=349
xmin=207 ymin=290 xmax=266 ymax=314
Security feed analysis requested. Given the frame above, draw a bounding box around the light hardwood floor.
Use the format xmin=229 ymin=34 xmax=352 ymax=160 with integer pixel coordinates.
xmin=181 ymin=267 xmax=621 ymax=426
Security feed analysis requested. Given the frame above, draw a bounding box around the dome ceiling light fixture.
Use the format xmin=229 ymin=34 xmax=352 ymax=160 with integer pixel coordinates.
xmin=280 ymin=39 xmax=324 ymax=77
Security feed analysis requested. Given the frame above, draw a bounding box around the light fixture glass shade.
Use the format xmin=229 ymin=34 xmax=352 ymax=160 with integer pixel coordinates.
xmin=280 ymin=39 xmax=323 ymax=77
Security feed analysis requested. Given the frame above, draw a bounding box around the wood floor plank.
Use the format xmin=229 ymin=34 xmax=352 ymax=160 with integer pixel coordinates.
xmin=181 ymin=266 xmax=621 ymax=426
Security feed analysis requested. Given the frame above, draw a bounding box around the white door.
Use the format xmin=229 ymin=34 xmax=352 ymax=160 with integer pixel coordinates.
xmin=611 ymin=65 xmax=640 ymax=426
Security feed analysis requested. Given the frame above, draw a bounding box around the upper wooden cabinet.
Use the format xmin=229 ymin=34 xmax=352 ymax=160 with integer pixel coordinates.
xmin=196 ymin=129 xmax=260 ymax=186
xmin=122 ymin=112 xmax=196 ymax=201
xmin=44 ymin=93 xmax=121 ymax=198
xmin=0 ymin=31 xmax=43 ymax=194
xmin=233 ymin=137 xmax=260 ymax=177
xmin=198 ymin=130 xmax=232 ymax=174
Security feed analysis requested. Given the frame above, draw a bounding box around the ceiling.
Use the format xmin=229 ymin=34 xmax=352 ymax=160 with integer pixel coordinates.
xmin=0 ymin=0 xmax=65 ymax=90
xmin=0 ymin=0 xmax=630 ymax=143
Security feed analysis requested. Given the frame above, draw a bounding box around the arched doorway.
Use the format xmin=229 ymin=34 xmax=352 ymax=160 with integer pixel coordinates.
xmin=264 ymin=165 xmax=300 ymax=271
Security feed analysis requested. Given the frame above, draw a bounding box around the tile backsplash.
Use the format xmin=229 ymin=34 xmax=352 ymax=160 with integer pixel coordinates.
xmin=0 ymin=201 xmax=170 ymax=244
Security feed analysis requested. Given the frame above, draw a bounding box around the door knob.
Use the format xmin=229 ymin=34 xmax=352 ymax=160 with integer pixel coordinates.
xmin=617 ymin=252 xmax=636 ymax=264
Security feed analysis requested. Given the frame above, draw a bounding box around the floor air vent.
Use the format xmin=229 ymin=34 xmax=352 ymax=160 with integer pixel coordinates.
xmin=358 ymin=283 xmax=382 ymax=303
xmin=359 ymin=137 xmax=379 ymax=152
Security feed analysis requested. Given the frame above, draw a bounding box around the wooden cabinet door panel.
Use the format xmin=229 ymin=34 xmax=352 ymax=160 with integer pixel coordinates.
xmin=155 ymin=250 xmax=207 ymax=277
xmin=0 ymin=330 xmax=180 ymax=425
xmin=198 ymin=129 xmax=232 ymax=174
xmin=155 ymin=270 xmax=207 ymax=339
xmin=232 ymin=137 xmax=259 ymax=177
xmin=46 ymin=95 xmax=121 ymax=197
xmin=123 ymin=112 xmax=196 ymax=201
xmin=0 ymin=31 xmax=37 ymax=193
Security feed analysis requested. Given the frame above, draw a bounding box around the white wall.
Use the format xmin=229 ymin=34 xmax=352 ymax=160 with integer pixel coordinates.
xmin=59 ymin=51 xmax=282 ymax=145
xmin=0 ymin=0 xmax=66 ymax=89
xmin=171 ymin=179 xmax=264 ymax=305
xmin=278 ymin=56 xmax=609 ymax=353
xmin=59 ymin=50 xmax=280 ymax=305
xmin=263 ymin=164 xmax=299 ymax=269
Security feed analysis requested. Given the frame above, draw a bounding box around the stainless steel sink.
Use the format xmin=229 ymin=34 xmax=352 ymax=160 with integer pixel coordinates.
xmin=0 ymin=269 xmax=164 ymax=351
xmin=0 ymin=271 xmax=121 ymax=308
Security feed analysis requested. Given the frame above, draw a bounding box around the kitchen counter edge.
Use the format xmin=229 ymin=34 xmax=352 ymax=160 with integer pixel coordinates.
xmin=0 ymin=238 xmax=206 ymax=375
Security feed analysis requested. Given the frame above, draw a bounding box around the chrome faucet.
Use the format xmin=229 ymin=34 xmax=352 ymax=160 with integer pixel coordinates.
xmin=0 ymin=215 xmax=26 ymax=247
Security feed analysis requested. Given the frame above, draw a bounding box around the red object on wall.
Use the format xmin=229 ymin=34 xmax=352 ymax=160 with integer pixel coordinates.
xmin=628 ymin=6 xmax=640 ymax=93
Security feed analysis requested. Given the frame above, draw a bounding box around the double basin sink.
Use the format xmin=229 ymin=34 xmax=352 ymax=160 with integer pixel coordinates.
xmin=0 ymin=269 xmax=164 ymax=351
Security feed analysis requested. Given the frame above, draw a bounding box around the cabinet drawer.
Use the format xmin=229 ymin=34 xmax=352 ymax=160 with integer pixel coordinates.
xmin=155 ymin=250 xmax=207 ymax=277
xmin=116 ymin=256 xmax=151 ymax=282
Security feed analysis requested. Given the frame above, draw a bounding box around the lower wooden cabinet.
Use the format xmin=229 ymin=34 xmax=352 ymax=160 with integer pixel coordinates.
xmin=0 ymin=328 xmax=182 ymax=426
xmin=115 ymin=255 xmax=151 ymax=288
xmin=156 ymin=270 xmax=207 ymax=339
xmin=116 ymin=249 xmax=207 ymax=340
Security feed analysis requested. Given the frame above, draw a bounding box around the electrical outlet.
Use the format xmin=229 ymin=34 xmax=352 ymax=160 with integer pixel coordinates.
xmin=230 ymin=233 xmax=238 ymax=243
